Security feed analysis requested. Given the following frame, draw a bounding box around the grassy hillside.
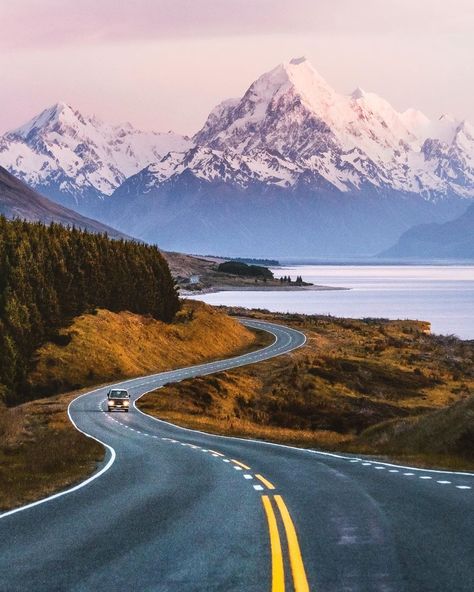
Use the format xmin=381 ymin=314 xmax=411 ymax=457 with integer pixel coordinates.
xmin=1 ymin=301 xmax=260 ymax=510
xmin=0 ymin=166 xmax=127 ymax=238
xmin=138 ymin=309 xmax=473 ymax=469
xmin=0 ymin=391 xmax=104 ymax=510
xmin=0 ymin=217 xmax=179 ymax=405
xmin=29 ymin=301 xmax=256 ymax=395
xmin=351 ymin=394 xmax=474 ymax=469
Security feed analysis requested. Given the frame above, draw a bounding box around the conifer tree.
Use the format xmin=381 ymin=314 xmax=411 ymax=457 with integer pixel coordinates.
xmin=0 ymin=217 xmax=180 ymax=405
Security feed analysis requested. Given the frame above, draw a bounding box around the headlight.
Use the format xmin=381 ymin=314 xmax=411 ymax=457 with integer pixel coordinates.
xmin=108 ymin=400 xmax=114 ymax=405
xmin=124 ymin=400 xmax=130 ymax=406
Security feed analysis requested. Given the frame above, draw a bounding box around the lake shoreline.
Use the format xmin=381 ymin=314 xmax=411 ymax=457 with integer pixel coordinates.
xmin=181 ymin=283 xmax=348 ymax=296
xmin=189 ymin=263 xmax=474 ymax=339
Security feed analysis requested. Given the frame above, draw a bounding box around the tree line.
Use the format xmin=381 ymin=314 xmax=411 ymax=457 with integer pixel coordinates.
xmin=279 ymin=275 xmax=304 ymax=285
xmin=0 ymin=217 xmax=180 ymax=405
xmin=217 ymin=261 xmax=274 ymax=279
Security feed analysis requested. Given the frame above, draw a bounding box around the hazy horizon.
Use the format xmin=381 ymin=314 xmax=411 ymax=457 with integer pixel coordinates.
xmin=2 ymin=0 xmax=473 ymax=135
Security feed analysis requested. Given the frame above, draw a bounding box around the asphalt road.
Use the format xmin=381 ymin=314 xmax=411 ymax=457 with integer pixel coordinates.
xmin=0 ymin=318 xmax=473 ymax=592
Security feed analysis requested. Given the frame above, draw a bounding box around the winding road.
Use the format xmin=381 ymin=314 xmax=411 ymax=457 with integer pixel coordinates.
xmin=0 ymin=319 xmax=473 ymax=592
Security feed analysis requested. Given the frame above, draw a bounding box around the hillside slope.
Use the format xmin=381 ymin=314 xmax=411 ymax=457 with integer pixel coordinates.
xmin=0 ymin=301 xmax=257 ymax=510
xmin=380 ymin=203 xmax=474 ymax=259
xmin=138 ymin=309 xmax=473 ymax=469
xmin=29 ymin=301 xmax=256 ymax=395
xmin=0 ymin=167 xmax=258 ymax=291
xmin=352 ymin=394 xmax=474 ymax=468
xmin=0 ymin=217 xmax=178 ymax=405
xmin=0 ymin=166 xmax=127 ymax=238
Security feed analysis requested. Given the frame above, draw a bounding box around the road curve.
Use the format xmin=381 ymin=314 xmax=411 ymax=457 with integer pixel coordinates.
xmin=0 ymin=318 xmax=473 ymax=592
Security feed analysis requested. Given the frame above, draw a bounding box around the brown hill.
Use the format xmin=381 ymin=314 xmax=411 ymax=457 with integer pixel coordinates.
xmin=0 ymin=166 xmax=127 ymax=238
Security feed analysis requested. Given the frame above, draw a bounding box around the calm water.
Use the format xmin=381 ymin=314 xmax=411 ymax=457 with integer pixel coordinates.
xmin=190 ymin=265 xmax=474 ymax=339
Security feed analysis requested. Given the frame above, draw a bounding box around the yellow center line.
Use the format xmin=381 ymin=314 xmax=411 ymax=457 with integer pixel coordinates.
xmin=208 ymin=449 xmax=224 ymax=457
xmin=231 ymin=459 xmax=251 ymax=470
xmin=262 ymin=496 xmax=285 ymax=592
xmin=274 ymin=495 xmax=310 ymax=592
xmin=255 ymin=474 xmax=276 ymax=490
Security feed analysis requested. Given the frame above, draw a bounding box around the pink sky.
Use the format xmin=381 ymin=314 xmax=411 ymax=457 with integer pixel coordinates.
xmin=1 ymin=0 xmax=473 ymax=134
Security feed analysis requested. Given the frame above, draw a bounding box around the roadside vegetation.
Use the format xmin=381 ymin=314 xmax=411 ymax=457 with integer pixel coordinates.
xmin=0 ymin=217 xmax=179 ymax=406
xmin=138 ymin=308 xmax=474 ymax=470
xmin=0 ymin=301 xmax=262 ymax=511
xmin=29 ymin=301 xmax=257 ymax=395
xmin=0 ymin=390 xmax=104 ymax=511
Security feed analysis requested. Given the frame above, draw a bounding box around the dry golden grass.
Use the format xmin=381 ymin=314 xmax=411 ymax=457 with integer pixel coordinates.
xmin=29 ymin=300 xmax=255 ymax=395
xmin=350 ymin=392 xmax=474 ymax=469
xmin=140 ymin=408 xmax=350 ymax=449
xmin=0 ymin=390 xmax=104 ymax=511
xmin=138 ymin=308 xmax=473 ymax=469
xmin=1 ymin=301 xmax=262 ymax=511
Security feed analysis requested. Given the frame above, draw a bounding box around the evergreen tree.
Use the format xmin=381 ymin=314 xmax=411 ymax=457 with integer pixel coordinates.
xmin=0 ymin=217 xmax=180 ymax=405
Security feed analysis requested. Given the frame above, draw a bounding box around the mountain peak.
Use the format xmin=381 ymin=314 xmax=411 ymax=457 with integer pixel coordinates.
xmin=439 ymin=113 xmax=456 ymax=122
xmin=351 ymin=87 xmax=367 ymax=100
xmin=10 ymin=101 xmax=82 ymax=139
xmin=274 ymin=57 xmax=336 ymax=108
xmin=50 ymin=100 xmax=70 ymax=113
xmin=289 ymin=56 xmax=308 ymax=66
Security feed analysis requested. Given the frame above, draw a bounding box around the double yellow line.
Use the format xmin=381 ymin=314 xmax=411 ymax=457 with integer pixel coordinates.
xmin=218 ymin=456 xmax=310 ymax=590
xmin=262 ymin=495 xmax=310 ymax=592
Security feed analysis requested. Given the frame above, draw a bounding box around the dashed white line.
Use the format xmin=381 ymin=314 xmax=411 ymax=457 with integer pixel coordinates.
xmin=437 ymin=480 xmax=451 ymax=485
xmin=253 ymin=485 xmax=264 ymax=491
xmin=456 ymin=485 xmax=471 ymax=490
xmin=243 ymin=474 xmax=253 ymax=480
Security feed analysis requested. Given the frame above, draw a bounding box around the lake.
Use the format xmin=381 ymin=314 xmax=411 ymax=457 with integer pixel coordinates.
xmin=189 ymin=265 xmax=474 ymax=339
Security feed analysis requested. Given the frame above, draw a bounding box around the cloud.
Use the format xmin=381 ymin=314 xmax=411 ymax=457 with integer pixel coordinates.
xmin=2 ymin=0 xmax=473 ymax=50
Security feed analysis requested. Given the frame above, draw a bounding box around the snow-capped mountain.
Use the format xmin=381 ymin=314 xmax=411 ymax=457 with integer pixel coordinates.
xmin=101 ymin=57 xmax=472 ymax=255
xmin=0 ymin=102 xmax=193 ymax=210
xmin=2 ymin=58 xmax=473 ymax=256
xmin=193 ymin=57 xmax=474 ymax=198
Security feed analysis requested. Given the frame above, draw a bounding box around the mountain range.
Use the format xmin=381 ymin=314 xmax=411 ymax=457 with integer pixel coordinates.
xmin=380 ymin=203 xmax=474 ymax=259
xmin=0 ymin=166 xmax=126 ymax=238
xmin=0 ymin=102 xmax=192 ymax=209
xmin=1 ymin=57 xmax=473 ymax=257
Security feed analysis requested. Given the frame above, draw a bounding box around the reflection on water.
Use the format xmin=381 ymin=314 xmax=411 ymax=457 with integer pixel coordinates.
xmin=189 ymin=265 xmax=474 ymax=339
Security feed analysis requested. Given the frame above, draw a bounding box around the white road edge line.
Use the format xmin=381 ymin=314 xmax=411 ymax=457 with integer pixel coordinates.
xmin=130 ymin=319 xmax=467 ymax=476
xmin=0 ymin=319 xmax=296 ymax=519
xmin=0 ymin=388 xmax=116 ymax=520
xmin=133 ymin=324 xmax=474 ymax=479
xmin=3 ymin=318 xmax=470 ymax=521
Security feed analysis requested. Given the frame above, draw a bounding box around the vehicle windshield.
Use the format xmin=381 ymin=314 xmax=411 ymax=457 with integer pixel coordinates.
xmin=109 ymin=390 xmax=128 ymax=399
